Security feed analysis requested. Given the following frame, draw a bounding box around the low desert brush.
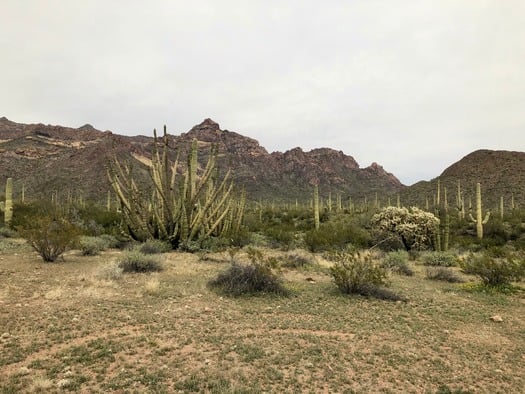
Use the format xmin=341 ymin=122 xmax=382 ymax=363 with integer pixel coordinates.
xmin=421 ymin=251 xmax=457 ymax=267
xmin=328 ymin=250 xmax=405 ymax=301
xmin=425 ymin=267 xmax=464 ymax=283
xmin=208 ymin=248 xmax=289 ymax=296
xmin=382 ymin=250 xmax=414 ymax=276
xmin=79 ymin=236 xmax=108 ymax=256
xmin=118 ymin=250 xmax=163 ymax=273
xmin=138 ymin=239 xmax=172 ymax=254
xmin=460 ymin=252 xmax=524 ymax=287
xmin=17 ymin=216 xmax=80 ymax=262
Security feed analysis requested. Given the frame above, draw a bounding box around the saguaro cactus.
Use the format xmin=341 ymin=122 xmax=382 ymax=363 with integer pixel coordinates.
xmin=4 ymin=177 xmax=13 ymax=227
xmin=469 ymin=182 xmax=490 ymax=239
xmin=313 ymin=184 xmax=320 ymax=230
xmin=456 ymin=180 xmax=465 ymax=220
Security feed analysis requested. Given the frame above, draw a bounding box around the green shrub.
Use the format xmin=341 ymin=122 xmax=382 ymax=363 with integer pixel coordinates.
xmin=99 ymin=234 xmax=122 ymax=249
xmin=118 ymin=250 xmax=163 ymax=273
xmin=17 ymin=216 xmax=80 ymax=262
xmin=208 ymin=263 xmax=289 ymax=296
xmin=421 ymin=252 xmax=457 ymax=267
xmin=208 ymin=248 xmax=288 ymax=296
xmin=0 ymin=238 xmax=20 ymax=252
xmin=382 ymin=250 xmax=414 ymax=276
xmin=79 ymin=236 xmax=108 ymax=256
xmin=280 ymin=251 xmax=315 ymax=269
xmin=138 ymin=239 xmax=172 ymax=254
xmin=460 ymin=253 xmax=525 ymax=286
xmin=425 ymin=267 xmax=464 ymax=283
xmin=263 ymin=227 xmax=296 ymax=250
xmin=0 ymin=226 xmax=17 ymax=238
xmin=328 ymin=250 xmax=404 ymax=300
xmin=304 ymin=221 xmax=371 ymax=252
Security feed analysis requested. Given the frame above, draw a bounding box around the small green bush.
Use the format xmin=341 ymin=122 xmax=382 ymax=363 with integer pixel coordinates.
xmin=304 ymin=221 xmax=371 ymax=252
xmin=328 ymin=251 xmax=404 ymax=300
xmin=99 ymin=234 xmax=122 ymax=249
xmin=263 ymin=227 xmax=296 ymax=250
xmin=208 ymin=262 xmax=289 ymax=296
xmin=425 ymin=267 xmax=464 ymax=283
xmin=0 ymin=226 xmax=17 ymax=238
xmin=208 ymin=248 xmax=289 ymax=296
xmin=0 ymin=238 xmax=20 ymax=252
xmin=79 ymin=236 xmax=108 ymax=256
xmin=17 ymin=216 xmax=80 ymax=262
xmin=382 ymin=250 xmax=414 ymax=276
xmin=280 ymin=251 xmax=314 ymax=269
xmin=118 ymin=250 xmax=163 ymax=273
xmin=138 ymin=239 xmax=172 ymax=254
xmin=460 ymin=253 xmax=525 ymax=286
xmin=421 ymin=252 xmax=457 ymax=267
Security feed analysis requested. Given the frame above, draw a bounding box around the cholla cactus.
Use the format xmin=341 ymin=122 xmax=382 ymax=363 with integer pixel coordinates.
xmin=371 ymin=206 xmax=440 ymax=251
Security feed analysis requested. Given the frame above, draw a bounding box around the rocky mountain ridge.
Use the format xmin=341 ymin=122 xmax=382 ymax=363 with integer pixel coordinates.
xmin=2 ymin=116 xmax=524 ymax=210
xmin=0 ymin=117 xmax=404 ymax=203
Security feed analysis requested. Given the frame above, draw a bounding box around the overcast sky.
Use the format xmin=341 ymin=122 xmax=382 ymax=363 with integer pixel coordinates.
xmin=1 ymin=1 xmax=524 ymax=185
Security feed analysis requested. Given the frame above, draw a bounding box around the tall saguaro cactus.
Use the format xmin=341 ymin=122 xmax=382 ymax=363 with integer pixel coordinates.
xmin=108 ymin=126 xmax=244 ymax=248
xmin=4 ymin=177 xmax=13 ymax=227
xmin=313 ymin=184 xmax=320 ymax=230
xmin=469 ymin=182 xmax=490 ymax=239
xmin=456 ymin=180 xmax=465 ymax=220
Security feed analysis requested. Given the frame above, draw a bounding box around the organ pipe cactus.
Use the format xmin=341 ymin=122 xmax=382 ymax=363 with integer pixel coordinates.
xmin=108 ymin=126 xmax=244 ymax=248
xmin=469 ymin=182 xmax=490 ymax=239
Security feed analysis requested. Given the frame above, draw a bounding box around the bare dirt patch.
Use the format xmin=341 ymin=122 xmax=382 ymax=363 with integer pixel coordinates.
xmin=1 ymin=244 xmax=524 ymax=392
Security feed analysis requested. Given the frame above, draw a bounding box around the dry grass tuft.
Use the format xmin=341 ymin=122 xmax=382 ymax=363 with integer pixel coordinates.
xmin=144 ymin=276 xmax=161 ymax=295
xmin=44 ymin=287 xmax=65 ymax=300
xmin=94 ymin=260 xmax=123 ymax=281
xmin=30 ymin=376 xmax=54 ymax=392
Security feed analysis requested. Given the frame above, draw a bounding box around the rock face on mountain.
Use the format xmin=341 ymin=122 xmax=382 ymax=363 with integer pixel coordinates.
xmin=401 ymin=149 xmax=525 ymax=210
xmin=0 ymin=116 xmax=404 ymax=203
xmin=175 ymin=119 xmax=404 ymax=201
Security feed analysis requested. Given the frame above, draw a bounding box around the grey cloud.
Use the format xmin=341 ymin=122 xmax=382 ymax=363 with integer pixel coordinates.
xmin=1 ymin=0 xmax=524 ymax=185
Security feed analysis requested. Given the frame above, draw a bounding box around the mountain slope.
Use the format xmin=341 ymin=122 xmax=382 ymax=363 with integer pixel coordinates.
xmin=0 ymin=117 xmax=404 ymax=203
xmin=401 ymin=149 xmax=525 ymax=211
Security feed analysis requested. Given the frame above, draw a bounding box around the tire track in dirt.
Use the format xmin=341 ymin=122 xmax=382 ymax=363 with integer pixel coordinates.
xmin=0 ymin=323 xmax=148 ymax=376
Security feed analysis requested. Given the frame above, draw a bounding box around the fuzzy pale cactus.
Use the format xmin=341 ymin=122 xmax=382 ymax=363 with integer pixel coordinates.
xmin=371 ymin=206 xmax=439 ymax=251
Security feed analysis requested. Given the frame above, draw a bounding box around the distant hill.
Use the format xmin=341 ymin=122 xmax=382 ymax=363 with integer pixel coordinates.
xmin=0 ymin=117 xmax=404 ymax=204
xmin=401 ymin=150 xmax=525 ymax=212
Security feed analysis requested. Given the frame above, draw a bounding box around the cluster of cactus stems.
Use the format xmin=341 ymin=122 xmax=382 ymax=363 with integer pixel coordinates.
xmin=108 ymin=126 xmax=245 ymax=248
xmin=469 ymin=182 xmax=490 ymax=239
